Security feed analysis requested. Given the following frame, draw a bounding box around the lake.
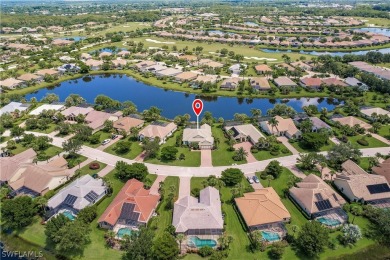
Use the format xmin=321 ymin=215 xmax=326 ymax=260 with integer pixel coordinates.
xmin=354 ymin=27 xmax=390 ymax=37
xmin=25 ymin=74 xmax=341 ymax=119
xmin=58 ymin=36 xmax=85 ymax=42
xmin=261 ymin=48 xmax=390 ymax=57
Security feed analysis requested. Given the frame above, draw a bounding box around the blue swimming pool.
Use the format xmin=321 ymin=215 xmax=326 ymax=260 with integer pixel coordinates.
xmin=62 ymin=210 xmax=75 ymax=221
xmin=188 ymin=236 xmax=217 ymax=248
xmin=117 ymin=228 xmax=132 ymax=238
xmin=317 ymin=217 xmax=341 ymax=227
xmin=261 ymin=231 xmax=280 ymax=242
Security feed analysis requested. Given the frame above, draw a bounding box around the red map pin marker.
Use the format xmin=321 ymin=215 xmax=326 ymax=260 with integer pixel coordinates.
xmin=192 ymin=99 xmax=203 ymax=116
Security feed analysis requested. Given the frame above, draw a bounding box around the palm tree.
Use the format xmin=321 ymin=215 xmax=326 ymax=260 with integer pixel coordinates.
xmin=268 ymin=117 xmax=279 ymax=134
xmin=176 ymin=233 xmax=185 ymax=253
xmin=35 ymin=196 xmax=48 ymax=215
xmin=218 ymin=234 xmax=233 ymax=251
xmin=201 ymin=179 xmax=209 ymax=188
xmin=105 ymin=230 xmax=116 ymax=247
xmin=250 ymin=108 xmax=262 ymax=122
xmin=266 ymin=175 xmax=274 ymax=187
xmin=291 ymin=225 xmax=299 ymax=236
xmin=214 ymin=137 xmax=220 ymax=149
xmin=351 ymin=206 xmax=363 ymax=224
xmin=235 ymin=147 xmax=248 ymax=161
xmin=321 ymin=108 xmax=328 ymax=118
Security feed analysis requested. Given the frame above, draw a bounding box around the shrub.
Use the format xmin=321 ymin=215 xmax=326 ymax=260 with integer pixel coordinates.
xmin=251 ymin=148 xmax=258 ymax=153
xmin=357 ymin=138 xmax=369 ymax=146
xmin=270 ymin=150 xmax=280 ymax=156
xmin=281 ymin=148 xmax=290 ymax=154
xmin=89 ymin=162 xmax=100 ymax=170
xmin=340 ymin=136 xmax=348 ymax=143
xmin=198 ymin=246 xmax=213 ymax=257
xmin=191 ymin=188 xmax=200 ymax=197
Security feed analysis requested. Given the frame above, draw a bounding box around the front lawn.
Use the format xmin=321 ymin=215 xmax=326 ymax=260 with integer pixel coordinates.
xmin=211 ymin=125 xmax=246 ymax=166
xmin=64 ymin=154 xmax=88 ymax=168
xmin=84 ymin=131 xmax=113 ymax=148
xmin=77 ymin=161 xmax=107 ymax=176
xmin=104 ymin=139 xmax=143 ymax=160
xmin=28 ymin=123 xmax=57 ymax=134
xmin=37 ymin=146 xmax=63 ymax=161
xmin=148 ymin=176 xmax=180 ymax=238
xmin=347 ymin=135 xmax=388 ymax=148
xmin=251 ymin=144 xmax=293 ymax=161
xmin=289 ymin=139 xmax=335 ymax=153
xmin=144 ymin=129 xmax=201 ymax=167
xmin=378 ymin=124 xmax=390 ymax=140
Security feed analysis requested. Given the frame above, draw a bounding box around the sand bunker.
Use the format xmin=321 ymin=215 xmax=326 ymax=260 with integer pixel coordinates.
xmin=146 ymin=39 xmax=175 ymax=44
xmin=244 ymin=56 xmax=277 ymax=61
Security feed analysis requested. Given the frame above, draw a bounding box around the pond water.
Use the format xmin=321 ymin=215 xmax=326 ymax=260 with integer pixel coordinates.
xmin=353 ymin=27 xmax=390 ymax=37
xmin=59 ymin=36 xmax=85 ymax=42
xmin=207 ymin=30 xmax=235 ymax=36
xmin=25 ymin=74 xmax=341 ymax=119
xmin=261 ymin=48 xmax=390 ymax=57
xmin=244 ymin=22 xmax=259 ymax=27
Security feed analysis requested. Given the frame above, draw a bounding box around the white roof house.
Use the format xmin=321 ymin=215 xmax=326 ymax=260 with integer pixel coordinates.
xmin=182 ymin=124 xmax=214 ymax=149
xmin=224 ymin=124 xmax=264 ymax=144
xmin=0 ymin=102 xmax=30 ymax=115
xmin=360 ymin=107 xmax=390 ymax=118
xmin=173 ymin=186 xmax=223 ymax=235
xmin=47 ymin=175 xmax=107 ymax=215
xmin=29 ymin=104 xmax=65 ymax=116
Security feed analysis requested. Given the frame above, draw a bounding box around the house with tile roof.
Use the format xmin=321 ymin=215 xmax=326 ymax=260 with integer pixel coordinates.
xmin=334 ymin=160 xmax=390 ymax=208
xmin=36 ymin=69 xmax=60 ymax=77
xmin=332 ymin=116 xmax=372 ymax=130
xmin=135 ymin=60 xmax=157 ymax=71
xmin=84 ymin=110 xmax=120 ymax=132
xmin=0 ymin=78 xmax=25 ymax=89
xmin=85 ymin=59 xmax=104 ymax=70
xmin=300 ymin=77 xmax=322 ymax=90
xmin=254 ymin=64 xmax=272 ymax=75
xmin=235 ymin=188 xmax=290 ymax=234
xmin=9 ymin=157 xmax=70 ymax=197
xmin=0 ymin=102 xmax=30 ymax=116
xmin=139 ymin=122 xmax=177 ymax=144
xmin=321 ymin=78 xmax=348 ymax=87
xmin=0 ymin=149 xmax=36 ymax=185
xmin=156 ymin=68 xmax=182 ymax=78
xmin=98 ymin=179 xmax=160 ymax=230
xmin=260 ymin=116 xmax=301 ymax=139
xmin=173 ymin=186 xmax=223 ymax=235
xmin=294 ymin=116 xmax=332 ymax=133
xmin=289 ymin=174 xmax=347 ymax=223
xmin=182 ymin=124 xmax=214 ymax=149
xmin=360 ymin=107 xmax=390 ymax=120
xmin=17 ymin=73 xmax=43 ymax=83
xmin=113 ymin=116 xmax=145 ymax=133
xmin=224 ymin=124 xmax=264 ymax=144
xmin=250 ymin=77 xmax=271 ymax=91
xmin=372 ymin=158 xmax=390 ymax=184
xmin=220 ymin=78 xmax=241 ymax=90
xmin=47 ymin=175 xmax=107 ymax=218
xmin=29 ymin=104 xmax=65 ymax=116
xmin=344 ymin=77 xmax=368 ymax=91
xmin=61 ymin=106 xmax=94 ymax=121
xmin=273 ymin=76 xmax=298 ymax=88
xmin=175 ymin=71 xmax=198 ymax=82
xmin=291 ymin=61 xmax=313 ymax=71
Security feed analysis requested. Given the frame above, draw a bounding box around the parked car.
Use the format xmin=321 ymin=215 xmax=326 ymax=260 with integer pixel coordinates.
xmin=111 ymin=134 xmax=118 ymax=140
xmin=247 ymin=176 xmax=254 ymax=184
xmin=101 ymin=139 xmax=111 ymax=145
xmin=252 ymin=175 xmax=260 ymax=183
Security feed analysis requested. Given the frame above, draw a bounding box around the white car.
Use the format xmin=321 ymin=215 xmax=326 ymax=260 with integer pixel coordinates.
xmin=101 ymin=139 xmax=111 ymax=145
xmin=247 ymin=176 xmax=254 ymax=184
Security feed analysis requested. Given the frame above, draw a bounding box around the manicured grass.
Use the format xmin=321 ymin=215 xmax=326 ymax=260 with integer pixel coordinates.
xmin=355 ymin=17 xmax=390 ymax=27
xmin=211 ymin=125 xmax=246 ymax=166
xmin=0 ymin=136 xmax=11 ymax=144
xmin=77 ymin=161 xmax=107 ymax=176
xmin=39 ymin=146 xmax=63 ymax=160
xmin=64 ymin=154 xmax=88 ymax=168
xmin=148 ymin=176 xmax=180 ymax=238
xmin=347 ymin=135 xmax=388 ymax=149
xmin=378 ymin=124 xmax=390 ymax=140
xmin=289 ymin=139 xmax=335 ymax=153
xmin=28 ymin=123 xmax=57 ymax=134
xmin=104 ymin=139 xmax=143 ymax=160
xmin=358 ymin=157 xmax=372 ymax=171
xmin=251 ymin=145 xmax=293 ymax=161
xmin=84 ymin=131 xmax=113 ymax=148
xmin=8 ymin=142 xmax=29 ymax=155
xmin=144 ymin=129 xmax=201 ymax=167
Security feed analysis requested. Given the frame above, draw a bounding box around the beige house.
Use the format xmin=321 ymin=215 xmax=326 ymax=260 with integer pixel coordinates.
xmin=260 ymin=116 xmax=301 ymax=139
xmin=360 ymin=107 xmax=390 ymax=120
xmin=332 ymin=116 xmax=372 ymax=130
xmin=291 ymin=61 xmax=313 ymax=71
xmin=85 ymin=110 xmax=120 ymax=132
xmin=174 ymin=71 xmax=198 ymax=82
xmin=220 ymin=78 xmax=241 ymax=90
xmin=334 ymin=160 xmax=390 ymax=207
xmin=235 ymin=188 xmax=291 ymax=235
xmin=17 ymin=73 xmax=43 ymax=83
xmin=85 ymin=59 xmax=103 ymax=70
xmin=156 ymin=68 xmax=182 ymax=78
xmin=289 ymin=174 xmax=347 ymax=222
xmin=135 ymin=60 xmax=157 ymax=71
xmin=0 ymin=78 xmax=25 ymax=89
xmin=195 ymin=75 xmax=218 ymax=84
xmin=250 ymin=77 xmax=271 ymax=91
xmin=36 ymin=69 xmax=60 ymax=77
xmin=139 ymin=122 xmax=177 ymax=144
xmin=61 ymin=106 xmax=94 ymax=121
xmin=0 ymin=149 xmax=37 ymax=184
xmin=113 ymin=116 xmax=145 ymax=133
xmin=254 ymin=64 xmax=272 ymax=75
xmin=224 ymin=124 xmax=264 ymax=144
xmin=273 ymin=77 xmax=297 ymax=88
xmin=111 ymin=59 xmax=128 ymax=69
xmin=182 ymin=124 xmax=214 ymax=149
xmin=173 ymin=187 xmax=223 ymax=236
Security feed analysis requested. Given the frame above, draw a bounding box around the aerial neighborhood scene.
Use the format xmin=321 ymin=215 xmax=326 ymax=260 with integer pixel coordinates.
xmin=1 ymin=0 xmax=390 ymax=259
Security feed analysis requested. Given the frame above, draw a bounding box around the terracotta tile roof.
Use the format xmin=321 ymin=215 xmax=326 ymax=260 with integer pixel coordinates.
xmin=235 ymin=187 xmax=290 ymax=227
xmin=113 ymin=116 xmax=145 ymax=132
xmin=300 ymin=77 xmax=322 ymax=87
xmin=255 ymin=64 xmax=272 ymax=72
xmin=333 ymin=116 xmax=371 ymax=130
xmin=17 ymin=73 xmax=41 ymax=81
xmin=36 ymin=69 xmax=59 ymax=76
xmin=0 ymin=149 xmax=36 ymax=182
xmin=98 ymin=179 xmax=160 ymax=226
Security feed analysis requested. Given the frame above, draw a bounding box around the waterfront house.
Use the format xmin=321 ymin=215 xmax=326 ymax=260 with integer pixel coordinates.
xmin=273 ymin=76 xmax=297 ymax=88
xmin=47 ymin=175 xmax=107 ymax=218
xmin=235 ymin=188 xmax=291 ymax=233
xmin=99 ymin=51 xmax=112 ymax=59
xmin=300 ymin=77 xmax=322 ymax=90
xmin=17 ymin=73 xmax=43 ymax=84
xmin=260 ymin=116 xmax=301 ymax=139
xmin=117 ymin=50 xmax=131 ymax=57
xmin=332 ymin=116 xmax=372 ymax=130
xmin=0 ymin=102 xmax=30 ymax=116
xmin=135 ymin=60 xmax=157 ymax=71
xmin=156 ymin=68 xmax=182 ymax=78
xmin=111 ymin=59 xmax=128 ymax=69
xmin=194 ymin=75 xmax=218 ymax=84
xmin=321 ymin=78 xmax=348 ymax=87
xmin=52 ymin=39 xmax=73 ymax=46
xmin=0 ymin=78 xmax=25 ymax=89
xmin=98 ymin=179 xmax=160 ymax=230
xmin=294 ymin=116 xmax=332 ymax=133
xmin=220 ymin=78 xmax=241 ymax=90
xmin=224 ymin=124 xmax=264 ymax=144
xmin=289 ymin=174 xmax=347 ymax=223
xmin=334 ymin=160 xmax=390 ymax=208
xmin=182 ymin=124 xmax=214 ymax=149
xmin=61 ymin=106 xmax=94 ymax=121
xmin=173 ymin=186 xmax=223 ymax=235
xmin=36 ymin=69 xmax=60 ymax=77
xmin=58 ymin=64 xmax=80 ymax=74
xmin=175 ymin=71 xmax=198 ymax=82
xmin=85 ymin=59 xmax=103 ymax=71
xmin=113 ymin=116 xmax=145 ymax=133
xmin=139 ymin=122 xmax=177 ymax=144
xmin=29 ymin=104 xmax=65 ymax=116
xmin=250 ymin=77 xmax=271 ymax=91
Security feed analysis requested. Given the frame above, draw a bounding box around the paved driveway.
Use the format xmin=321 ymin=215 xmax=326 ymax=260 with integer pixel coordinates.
xmin=201 ymin=149 xmax=212 ymax=167
xmin=244 ymin=173 xmax=263 ymax=189
xmin=178 ymin=176 xmax=191 ymax=199
xmin=149 ymin=175 xmax=167 ymax=195
xmin=277 ymin=136 xmax=299 ymax=155
xmin=233 ymin=142 xmax=257 ymax=163
xmin=96 ymin=135 xmax=122 ymax=151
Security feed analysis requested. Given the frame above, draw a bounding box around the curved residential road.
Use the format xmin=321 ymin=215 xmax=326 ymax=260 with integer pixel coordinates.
xmin=28 ymin=132 xmax=390 ymax=177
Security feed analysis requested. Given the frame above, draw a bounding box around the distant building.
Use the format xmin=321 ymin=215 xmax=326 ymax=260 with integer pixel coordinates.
xmin=0 ymin=78 xmax=25 ymax=89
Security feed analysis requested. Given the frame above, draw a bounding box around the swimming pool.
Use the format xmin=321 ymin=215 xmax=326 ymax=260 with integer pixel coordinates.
xmin=188 ymin=236 xmax=217 ymax=248
xmin=117 ymin=228 xmax=132 ymax=238
xmin=62 ymin=210 xmax=75 ymax=221
xmin=317 ymin=217 xmax=341 ymax=227
xmin=261 ymin=231 xmax=280 ymax=242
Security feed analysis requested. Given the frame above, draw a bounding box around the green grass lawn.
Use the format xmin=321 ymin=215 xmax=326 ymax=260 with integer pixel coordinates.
xmin=8 ymin=142 xmax=29 ymax=155
xmin=347 ymin=135 xmax=388 ymax=149
xmin=251 ymin=145 xmax=293 ymax=161
xmin=148 ymin=176 xmax=180 ymax=238
xmin=0 ymin=136 xmax=11 ymax=144
xmin=77 ymin=161 xmax=107 ymax=176
xmin=211 ymin=125 xmax=246 ymax=166
xmin=358 ymin=157 xmax=372 ymax=171
xmin=144 ymin=129 xmax=201 ymax=167
xmin=28 ymin=123 xmax=57 ymax=134
xmin=289 ymin=139 xmax=335 ymax=153
xmin=84 ymin=131 xmax=113 ymax=148
xmin=378 ymin=124 xmax=390 ymax=140
xmin=64 ymin=154 xmax=88 ymax=168
xmin=104 ymin=139 xmax=143 ymax=160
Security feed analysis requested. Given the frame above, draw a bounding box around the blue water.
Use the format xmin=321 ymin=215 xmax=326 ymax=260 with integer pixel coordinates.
xmin=244 ymin=22 xmax=259 ymax=27
xmin=261 ymin=48 xmax=390 ymax=57
xmin=58 ymin=36 xmax=85 ymax=42
xmin=353 ymin=27 xmax=390 ymax=37
xmin=188 ymin=236 xmax=217 ymax=248
xmin=96 ymin=47 xmax=127 ymax=54
xmin=261 ymin=231 xmax=280 ymax=242
xmin=207 ymin=30 xmax=235 ymax=36
xmin=63 ymin=211 xmax=75 ymax=221
xmin=117 ymin=228 xmax=132 ymax=238
xmin=317 ymin=217 xmax=341 ymax=226
xmin=25 ymin=74 xmax=341 ymax=119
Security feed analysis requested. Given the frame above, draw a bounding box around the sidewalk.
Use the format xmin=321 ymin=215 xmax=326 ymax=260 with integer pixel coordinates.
xmin=286 ymin=165 xmax=306 ymax=179
xmin=178 ymin=176 xmax=190 ymax=199
xmin=371 ymin=133 xmax=390 ymax=145
xmin=97 ymin=165 xmax=115 ymax=177
xmin=149 ymin=175 xmax=167 ymax=195
xmin=277 ymin=136 xmax=299 ymax=155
